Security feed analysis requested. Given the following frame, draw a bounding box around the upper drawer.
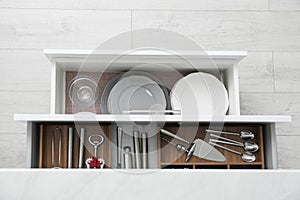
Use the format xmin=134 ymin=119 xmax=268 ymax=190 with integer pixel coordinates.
xmin=46 ymin=49 xmax=247 ymax=115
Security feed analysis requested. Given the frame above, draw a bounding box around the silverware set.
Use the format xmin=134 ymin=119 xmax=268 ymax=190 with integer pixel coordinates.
xmin=116 ymin=127 xmax=148 ymax=169
xmin=160 ymin=129 xmax=226 ymax=162
xmin=50 ymin=126 xmax=106 ymax=169
xmin=207 ymin=129 xmax=258 ymax=163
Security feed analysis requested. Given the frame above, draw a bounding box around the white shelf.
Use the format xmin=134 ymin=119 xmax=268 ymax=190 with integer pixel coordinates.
xmin=44 ymin=49 xmax=247 ymax=71
xmin=14 ymin=114 xmax=291 ymax=123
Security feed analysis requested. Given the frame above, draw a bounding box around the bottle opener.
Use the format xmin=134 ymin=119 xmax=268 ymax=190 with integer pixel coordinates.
xmin=85 ymin=134 xmax=105 ymax=169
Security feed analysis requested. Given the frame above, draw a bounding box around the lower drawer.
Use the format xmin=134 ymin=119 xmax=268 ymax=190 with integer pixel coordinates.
xmin=27 ymin=122 xmax=277 ymax=169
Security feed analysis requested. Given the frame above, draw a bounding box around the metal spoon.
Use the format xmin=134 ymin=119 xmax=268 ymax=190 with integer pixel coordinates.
xmin=206 ymin=129 xmax=255 ymax=140
xmin=209 ymin=142 xmax=256 ymax=163
xmin=210 ymin=134 xmax=259 ymax=153
xmin=241 ymin=151 xmax=256 ymax=163
xmin=243 ymin=141 xmax=259 ymax=152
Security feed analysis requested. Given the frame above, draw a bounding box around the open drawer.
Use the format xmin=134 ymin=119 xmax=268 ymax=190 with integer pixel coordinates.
xmin=27 ymin=121 xmax=280 ymax=169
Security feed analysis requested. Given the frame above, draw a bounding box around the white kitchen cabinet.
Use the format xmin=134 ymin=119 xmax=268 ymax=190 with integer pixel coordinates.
xmin=14 ymin=49 xmax=291 ymax=169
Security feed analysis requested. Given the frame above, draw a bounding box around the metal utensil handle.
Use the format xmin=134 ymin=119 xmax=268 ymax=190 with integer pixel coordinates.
xmin=206 ymin=129 xmax=240 ymax=136
xmin=161 ymin=136 xmax=188 ymax=152
xmin=79 ymin=128 xmax=85 ymax=168
xmin=209 ymin=142 xmax=241 ymax=155
xmin=160 ymin=129 xmax=190 ymax=144
xmin=68 ymin=127 xmax=73 ymax=168
xmin=133 ymin=131 xmax=141 ymax=169
xmin=142 ymin=132 xmax=147 ymax=169
xmin=209 ymin=139 xmax=243 ymax=147
xmin=123 ymin=146 xmax=133 ymax=169
xmin=117 ymin=127 xmax=123 ymax=168
xmin=210 ymin=134 xmax=243 ymax=146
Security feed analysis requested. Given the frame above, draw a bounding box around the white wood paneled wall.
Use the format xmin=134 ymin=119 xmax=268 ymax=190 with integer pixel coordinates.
xmin=0 ymin=0 xmax=300 ymax=168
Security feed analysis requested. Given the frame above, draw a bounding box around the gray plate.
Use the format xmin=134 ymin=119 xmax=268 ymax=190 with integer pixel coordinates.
xmin=101 ymin=71 xmax=171 ymax=114
xmin=107 ymin=75 xmax=167 ymax=114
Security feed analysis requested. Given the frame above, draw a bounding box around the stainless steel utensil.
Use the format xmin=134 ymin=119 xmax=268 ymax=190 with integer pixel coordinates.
xmin=78 ymin=128 xmax=85 ymax=168
xmin=133 ymin=131 xmax=141 ymax=169
xmin=116 ymin=127 xmax=123 ymax=168
xmin=123 ymin=146 xmax=133 ymax=169
xmin=161 ymin=136 xmax=194 ymax=161
xmin=141 ymin=132 xmax=148 ymax=169
xmin=160 ymin=129 xmax=195 ymax=162
xmin=85 ymin=134 xmax=105 ymax=169
xmin=52 ymin=127 xmax=62 ymax=169
xmin=160 ymin=129 xmax=226 ymax=162
xmin=68 ymin=127 xmax=73 ymax=168
xmin=210 ymin=134 xmax=259 ymax=153
xmin=209 ymin=142 xmax=256 ymax=162
xmin=160 ymin=129 xmax=190 ymax=144
xmin=206 ymin=129 xmax=255 ymax=140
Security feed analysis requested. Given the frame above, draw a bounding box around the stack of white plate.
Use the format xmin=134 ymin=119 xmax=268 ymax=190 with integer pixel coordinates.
xmin=101 ymin=71 xmax=229 ymax=116
xmin=170 ymin=72 xmax=229 ymax=116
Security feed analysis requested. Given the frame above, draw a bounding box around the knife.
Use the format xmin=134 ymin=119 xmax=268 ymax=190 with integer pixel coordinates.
xmin=160 ymin=129 xmax=226 ymax=162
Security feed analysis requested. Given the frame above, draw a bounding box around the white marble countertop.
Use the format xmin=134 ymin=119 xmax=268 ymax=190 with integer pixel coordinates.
xmin=0 ymin=169 xmax=299 ymax=200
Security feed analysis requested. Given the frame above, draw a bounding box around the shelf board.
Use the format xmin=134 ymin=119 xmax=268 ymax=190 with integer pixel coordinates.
xmin=14 ymin=114 xmax=291 ymax=123
xmin=44 ymin=49 xmax=247 ymax=71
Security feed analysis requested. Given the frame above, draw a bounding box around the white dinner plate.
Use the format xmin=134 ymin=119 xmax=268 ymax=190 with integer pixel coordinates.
xmin=100 ymin=73 xmax=122 ymax=114
xmin=107 ymin=75 xmax=167 ymax=114
xmin=170 ymin=72 xmax=229 ymax=116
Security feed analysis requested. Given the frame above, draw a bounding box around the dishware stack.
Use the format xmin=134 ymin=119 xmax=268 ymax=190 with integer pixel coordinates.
xmin=67 ymin=71 xmax=230 ymax=117
xmin=102 ymin=71 xmax=171 ymax=115
xmin=170 ymin=72 xmax=229 ymax=116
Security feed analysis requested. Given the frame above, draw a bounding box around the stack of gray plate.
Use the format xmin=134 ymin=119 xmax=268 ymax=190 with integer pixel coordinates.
xmin=101 ymin=71 xmax=170 ymax=114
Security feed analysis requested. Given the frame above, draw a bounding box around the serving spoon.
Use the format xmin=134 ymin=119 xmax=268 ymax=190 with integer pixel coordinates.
xmin=210 ymin=134 xmax=259 ymax=153
xmin=209 ymin=141 xmax=256 ymax=163
xmin=206 ymin=129 xmax=255 ymax=140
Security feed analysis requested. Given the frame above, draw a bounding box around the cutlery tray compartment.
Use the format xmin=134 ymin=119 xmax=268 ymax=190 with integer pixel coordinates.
xmin=158 ymin=123 xmax=265 ymax=169
xmin=37 ymin=123 xmax=111 ymax=168
xmin=33 ymin=122 xmax=267 ymax=169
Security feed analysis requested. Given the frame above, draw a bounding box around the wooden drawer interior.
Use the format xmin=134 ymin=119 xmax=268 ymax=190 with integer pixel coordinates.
xmin=65 ymin=70 xmax=221 ymax=114
xmin=38 ymin=123 xmax=111 ymax=168
xmin=158 ymin=124 xmax=265 ymax=169
xmin=36 ymin=122 xmax=266 ymax=170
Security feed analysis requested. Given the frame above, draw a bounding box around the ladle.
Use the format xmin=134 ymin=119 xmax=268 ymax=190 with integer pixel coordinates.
xmin=209 ymin=142 xmax=256 ymax=163
xmin=210 ymin=134 xmax=259 ymax=153
xmin=206 ymin=129 xmax=255 ymax=140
